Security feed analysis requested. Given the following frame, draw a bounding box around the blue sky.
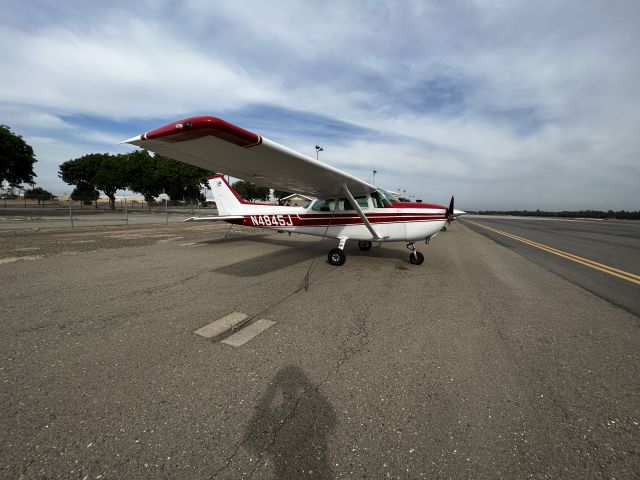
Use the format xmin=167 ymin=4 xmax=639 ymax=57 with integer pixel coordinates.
xmin=1 ymin=0 xmax=639 ymax=210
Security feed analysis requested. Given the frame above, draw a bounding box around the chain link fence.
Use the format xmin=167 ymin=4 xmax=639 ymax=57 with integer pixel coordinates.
xmin=0 ymin=196 xmax=218 ymax=230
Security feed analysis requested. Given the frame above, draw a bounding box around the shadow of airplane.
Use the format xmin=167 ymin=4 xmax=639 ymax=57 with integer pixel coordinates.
xmin=202 ymin=232 xmax=408 ymax=276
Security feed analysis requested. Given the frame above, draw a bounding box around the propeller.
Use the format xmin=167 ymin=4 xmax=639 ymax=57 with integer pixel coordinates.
xmin=447 ymin=196 xmax=455 ymax=225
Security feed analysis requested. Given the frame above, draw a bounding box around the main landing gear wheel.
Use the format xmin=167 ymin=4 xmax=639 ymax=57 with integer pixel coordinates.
xmin=328 ymin=248 xmax=346 ymax=266
xmin=409 ymin=251 xmax=425 ymax=265
xmin=358 ymin=241 xmax=372 ymax=251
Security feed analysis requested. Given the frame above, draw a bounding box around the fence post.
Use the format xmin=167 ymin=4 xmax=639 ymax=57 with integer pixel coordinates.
xmin=124 ymin=198 xmax=128 ymax=225
xmin=68 ymin=199 xmax=74 ymax=228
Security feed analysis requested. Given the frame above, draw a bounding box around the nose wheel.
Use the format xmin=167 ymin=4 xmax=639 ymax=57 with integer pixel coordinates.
xmin=328 ymin=248 xmax=346 ymax=266
xmin=407 ymin=242 xmax=424 ymax=265
xmin=328 ymin=237 xmax=348 ymax=266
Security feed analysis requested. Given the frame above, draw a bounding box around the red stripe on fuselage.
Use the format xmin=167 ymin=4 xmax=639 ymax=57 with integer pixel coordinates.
xmin=240 ymin=213 xmax=446 ymax=228
xmin=296 ymin=215 xmax=446 ymax=226
xmin=393 ymin=201 xmax=447 ymax=210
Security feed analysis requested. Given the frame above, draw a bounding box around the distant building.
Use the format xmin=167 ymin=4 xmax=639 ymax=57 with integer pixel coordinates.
xmin=280 ymin=193 xmax=313 ymax=207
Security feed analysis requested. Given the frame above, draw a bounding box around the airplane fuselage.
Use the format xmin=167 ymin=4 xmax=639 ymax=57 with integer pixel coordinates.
xmin=226 ymin=197 xmax=448 ymax=243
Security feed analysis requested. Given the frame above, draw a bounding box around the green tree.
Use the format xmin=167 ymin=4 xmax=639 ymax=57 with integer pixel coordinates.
xmin=124 ymin=150 xmax=163 ymax=208
xmin=233 ymin=180 xmax=270 ymax=201
xmin=59 ymin=153 xmax=127 ymax=210
xmin=71 ymin=181 xmax=100 ymax=205
xmin=24 ymin=187 xmax=54 ymax=205
xmin=59 ymin=154 xmax=101 ymax=207
xmin=59 ymin=154 xmax=99 ymax=186
xmin=125 ymin=151 xmax=210 ymax=209
xmin=160 ymin=159 xmax=210 ymax=203
xmin=0 ymin=125 xmax=37 ymax=187
xmin=95 ymin=154 xmax=127 ymax=209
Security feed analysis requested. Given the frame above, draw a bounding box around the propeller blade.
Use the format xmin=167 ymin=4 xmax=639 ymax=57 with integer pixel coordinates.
xmin=447 ymin=196 xmax=454 ymax=224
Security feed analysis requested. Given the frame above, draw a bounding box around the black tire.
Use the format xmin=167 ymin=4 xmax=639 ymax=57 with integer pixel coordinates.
xmin=328 ymin=248 xmax=346 ymax=266
xmin=409 ymin=251 xmax=424 ymax=265
xmin=357 ymin=241 xmax=372 ymax=251
xmin=441 ymin=226 xmax=447 ymax=232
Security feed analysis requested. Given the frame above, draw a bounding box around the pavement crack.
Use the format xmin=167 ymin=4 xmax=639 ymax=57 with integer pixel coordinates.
xmin=333 ymin=310 xmax=371 ymax=371
xmin=135 ymin=268 xmax=210 ymax=296
xmin=209 ymin=408 xmax=268 ymax=478
xmin=218 ymin=313 xmax=369 ymax=479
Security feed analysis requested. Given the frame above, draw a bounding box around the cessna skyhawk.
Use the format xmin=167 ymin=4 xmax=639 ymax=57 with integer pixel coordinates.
xmin=125 ymin=116 xmax=464 ymax=266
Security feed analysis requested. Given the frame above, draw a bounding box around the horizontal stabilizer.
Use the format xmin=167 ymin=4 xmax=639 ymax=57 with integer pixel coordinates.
xmin=184 ymin=216 xmax=244 ymax=222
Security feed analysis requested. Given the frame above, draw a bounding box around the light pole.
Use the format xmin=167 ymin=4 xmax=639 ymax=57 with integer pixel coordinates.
xmin=372 ymin=170 xmax=377 ymax=186
xmin=315 ymin=145 xmax=324 ymax=160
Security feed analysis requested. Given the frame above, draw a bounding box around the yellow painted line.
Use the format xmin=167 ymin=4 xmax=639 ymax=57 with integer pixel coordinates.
xmin=464 ymin=220 xmax=640 ymax=285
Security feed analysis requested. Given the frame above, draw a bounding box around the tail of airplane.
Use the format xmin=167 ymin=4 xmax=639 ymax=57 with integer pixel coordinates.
xmin=208 ymin=175 xmax=266 ymax=216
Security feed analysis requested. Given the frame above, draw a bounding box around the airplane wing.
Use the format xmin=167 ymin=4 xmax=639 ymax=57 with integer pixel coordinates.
xmin=124 ymin=116 xmax=375 ymax=198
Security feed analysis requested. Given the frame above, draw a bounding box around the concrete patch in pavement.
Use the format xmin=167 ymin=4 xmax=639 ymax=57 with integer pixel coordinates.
xmin=220 ymin=319 xmax=276 ymax=347
xmin=193 ymin=312 xmax=248 ymax=338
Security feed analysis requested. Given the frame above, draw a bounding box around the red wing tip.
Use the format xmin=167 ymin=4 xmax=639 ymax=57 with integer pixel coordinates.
xmin=139 ymin=115 xmax=261 ymax=148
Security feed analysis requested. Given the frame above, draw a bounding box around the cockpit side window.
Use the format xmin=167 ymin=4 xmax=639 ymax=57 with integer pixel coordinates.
xmin=356 ymin=196 xmax=369 ymax=208
xmin=339 ymin=196 xmax=369 ymax=210
xmin=311 ymin=199 xmax=336 ymax=211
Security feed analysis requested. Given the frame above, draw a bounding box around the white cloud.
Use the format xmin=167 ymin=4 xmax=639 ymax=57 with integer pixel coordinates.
xmin=1 ymin=1 xmax=639 ymax=209
xmin=23 ymin=136 xmax=92 ymax=194
xmin=0 ymin=18 xmax=286 ymax=119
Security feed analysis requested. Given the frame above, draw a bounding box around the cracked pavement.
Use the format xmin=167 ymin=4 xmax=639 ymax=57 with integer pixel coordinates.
xmin=1 ymin=222 xmax=639 ymax=479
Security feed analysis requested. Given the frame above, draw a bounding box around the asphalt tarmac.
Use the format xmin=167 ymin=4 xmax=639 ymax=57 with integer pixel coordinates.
xmin=1 ymin=221 xmax=638 ymax=479
xmin=462 ymin=216 xmax=640 ymax=317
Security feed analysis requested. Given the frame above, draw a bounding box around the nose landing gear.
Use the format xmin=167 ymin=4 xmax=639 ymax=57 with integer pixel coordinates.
xmin=407 ymin=242 xmax=424 ymax=265
xmin=328 ymin=248 xmax=346 ymax=266
xmin=328 ymin=237 xmax=348 ymax=266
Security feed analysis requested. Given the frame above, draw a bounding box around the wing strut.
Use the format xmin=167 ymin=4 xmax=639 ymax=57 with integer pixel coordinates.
xmin=341 ymin=184 xmax=381 ymax=240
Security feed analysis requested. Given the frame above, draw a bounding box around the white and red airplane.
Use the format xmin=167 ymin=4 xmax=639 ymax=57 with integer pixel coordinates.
xmin=125 ymin=116 xmax=464 ymax=266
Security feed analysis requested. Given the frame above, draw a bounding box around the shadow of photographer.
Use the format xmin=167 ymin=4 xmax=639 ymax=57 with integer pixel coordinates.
xmin=247 ymin=365 xmax=336 ymax=478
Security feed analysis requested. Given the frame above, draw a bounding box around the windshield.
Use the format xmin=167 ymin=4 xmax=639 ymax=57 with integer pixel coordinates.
xmin=380 ymin=189 xmax=399 ymax=204
xmin=371 ymin=190 xmax=396 ymax=208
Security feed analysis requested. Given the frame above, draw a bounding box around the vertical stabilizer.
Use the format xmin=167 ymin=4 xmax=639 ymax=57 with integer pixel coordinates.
xmin=208 ymin=175 xmax=260 ymax=216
